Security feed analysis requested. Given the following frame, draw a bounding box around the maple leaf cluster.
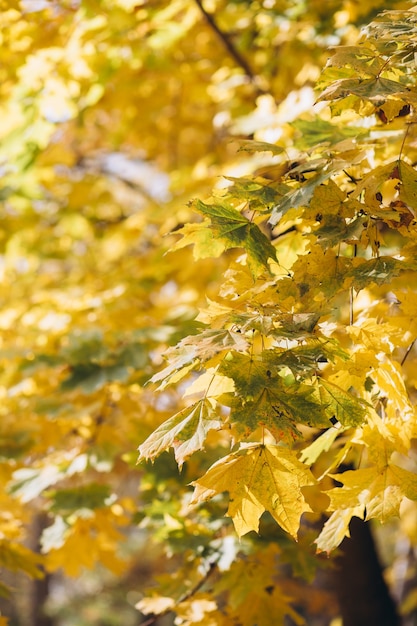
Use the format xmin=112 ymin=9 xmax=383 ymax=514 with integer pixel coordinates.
xmin=2 ymin=2 xmax=417 ymax=626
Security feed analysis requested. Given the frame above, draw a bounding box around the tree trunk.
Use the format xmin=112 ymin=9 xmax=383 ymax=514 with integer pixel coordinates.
xmin=334 ymin=516 xmax=401 ymax=626
xmin=22 ymin=513 xmax=54 ymax=626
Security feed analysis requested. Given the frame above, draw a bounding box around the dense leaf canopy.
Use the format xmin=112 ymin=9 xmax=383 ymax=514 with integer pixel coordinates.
xmin=2 ymin=1 xmax=417 ymax=625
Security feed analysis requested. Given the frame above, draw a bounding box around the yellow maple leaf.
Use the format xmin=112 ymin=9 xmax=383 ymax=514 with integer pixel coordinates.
xmin=317 ymin=456 xmax=417 ymax=554
xmin=174 ymin=595 xmax=217 ymax=624
xmin=45 ymin=518 xmax=98 ymax=576
xmin=191 ymin=444 xmax=315 ymax=538
xmin=315 ymin=506 xmax=364 ymax=553
xmin=216 ymin=549 xmax=304 ymax=626
xmin=0 ymin=539 xmax=43 ymax=579
xmin=232 ymin=585 xmax=304 ymax=626
xmin=136 ymin=595 xmax=175 ymax=615
xmin=372 ymin=359 xmax=414 ymax=427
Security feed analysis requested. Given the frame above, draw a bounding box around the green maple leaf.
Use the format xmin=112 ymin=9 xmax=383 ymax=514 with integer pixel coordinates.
xmin=219 ymin=352 xmax=268 ymax=399
xmin=195 ymin=199 xmax=278 ymax=275
xmin=138 ymin=398 xmax=222 ymax=468
xmin=292 ymin=118 xmax=367 ymax=150
xmin=274 ymin=384 xmax=330 ymax=428
xmin=175 ymin=199 xmax=277 ymax=276
xmin=268 ymin=344 xmax=327 ymax=375
xmin=223 ymin=176 xmax=282 ymax=212
xmin=230 ymin=384 xmax=328 ymax=442
xmin=269 ymin=165 xmax=341 ymax=226
xmin=346 ymin=256 xmax=410 ymax=290
xmin=264 ymin=340 xmax=348 ymax=377
xmin=48 ymin=484 xmax=112 ymax=512
xmin=314 ymin=379 xmax=367 ymax=427
xmin=230 ymin=389 xmax=301 ymax=442
xmin=325 ymin=45 xmax=384 ymax=76
xmin=171 ymin=220 xmax=226 ymax=259
xmin=191 ymin=444 xmax=315 ymax=538
xmin=220 ymin=351 xmax=332 ymax=436
xmin=318 ymin=76 xmax=412 ymax=105
xmin=236 ymin=139 xmax=285 ymax=155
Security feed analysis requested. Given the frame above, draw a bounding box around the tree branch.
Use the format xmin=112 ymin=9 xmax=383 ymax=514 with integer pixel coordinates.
xmin=193 ymin=0 xmax=265 ymax=94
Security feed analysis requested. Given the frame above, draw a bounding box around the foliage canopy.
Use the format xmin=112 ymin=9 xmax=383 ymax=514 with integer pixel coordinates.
xmin=2 ymin=1 xmax=417 ymax=625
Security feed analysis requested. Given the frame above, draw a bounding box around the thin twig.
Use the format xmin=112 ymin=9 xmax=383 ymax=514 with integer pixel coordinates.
xmin=193 ymin=0 xmax=265 ymax=95
xmin=140 ymin=561 xmax=218 ymax=626
xmin=349 ymin=244 xmax=357 ymax=326
xmin=401 ymin=339 xmax=416 ymax=366
xmin=398 ymin=122 xmax=411 ymax=162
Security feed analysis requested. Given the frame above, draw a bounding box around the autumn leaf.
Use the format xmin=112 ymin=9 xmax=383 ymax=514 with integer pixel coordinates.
xmin=193 ymin=199 xmax=278 ymax=276
xmin=314 ymin=379 xmax=367 ymax=427
xmin=398 ymin=160 xmax=417 ymax=215
xmin=236 ymin=139 xmax=285 ymax=155
xmin=47 ymin=483 xmax=112 ymax=512
xmin=318 ymin=76 xmax=412 ymax=105
xmin=173 ymin=199 xmax=278 ymax=276
xmin=0 ymin=540 xmax=44 ymax=579
xmin=229 ymin=389 xmax=302 ymax=443
xmin=171 ymin=220 xmax=226 ymax=260
xmin=325 ymin=45 xmax=384 ymax=76
xmin=138 ymin=398 xmax=222 ymax=468
xmin=328 ymin=467 xmax=404 ymax=522
xmin=229 ymin=584 xmax=304 ymax=626
xmin=223 ymin=176 xmax=283 ymax=212
xmin=149 ymin=328 xmax=249 ymax=389
xmin=136 ymin=595 xmax=175 ymax=615
xmin=269 ymin=166 xmax=340 ymax=226
xmin=315 ymin=507 xmax=365 ymax=553
xmin=292 ymin=118 xmax=368 ymax=150
xmin=191 ymin=444 xmax=315 ymax=538
xmin=346 ymin=256 xmax=411 ymax=290
xmin=183 ymin=368 xmax=235 ymax=399
xmin=215 ymin=548 xmax=304 ymax=626
xmin=319 ymin=461 xmax=417 ymax=543
xmin=299 ymin=427 xmax=341 ymax=465
xmin=173 ymin=595 xmax=218 ymax=624
xmin=44 ymin=518 xmax=98 ymax=577
xmin=44 ymin=513 xmax=127 ymax=577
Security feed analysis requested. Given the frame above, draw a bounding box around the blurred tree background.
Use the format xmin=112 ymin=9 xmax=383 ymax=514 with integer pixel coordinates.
xmin=1 ymin=1 xmax=417 ymax=625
